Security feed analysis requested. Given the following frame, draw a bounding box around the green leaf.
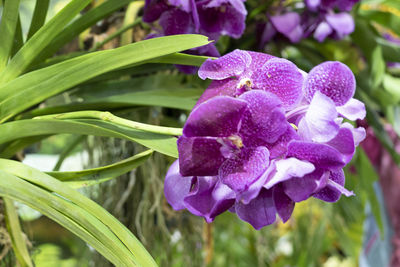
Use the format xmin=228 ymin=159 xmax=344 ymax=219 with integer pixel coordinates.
xmin=0 ymin=171 xmax=135 ymax=266
xmin=4 ymin=198 xmax=33 ymax=267
xmin=0 ymin=159 xmax=158 ymax=266
xmin=0 ymin=35 xmax=210 ymax=122
xmin=0 ymin=0 xmax=21 ymax=71
xmin=371 ymin=46 xmax=385 ymax=88
xmin=356 ymin=149 xmax=384 ymax=236
xmin=383 ymin=74 xmax=400 ymax=102
xmin=0 ymin=0 xmax=92 ymax=84
xmin=27 ymin=0 xmax=50 ymax=40
xmin=0 ymin=119 xmax=178 ymax=157
xmin=48 ymin=150 xmax=153 ymax=188
xmin=35 ymin=0 xmax=134 ymax=63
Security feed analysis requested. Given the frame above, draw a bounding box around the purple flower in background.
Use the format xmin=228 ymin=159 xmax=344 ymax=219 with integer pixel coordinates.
xmin=260 ymin=0 xmax=359 ymax=45
xmin=164 ymin=49 xmax=366 ymax=229
xmin=143 ymin=0 xmax=247 ymax=72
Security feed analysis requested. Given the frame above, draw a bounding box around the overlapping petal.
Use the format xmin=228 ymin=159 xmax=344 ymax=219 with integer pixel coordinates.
xmin=336 ymin=98 xmax=366 ymax=120
xmin=252 ymin=58 xmax=304 ymax=109
xmin=304 ymin=61 xmax=356 ymax=105
xmin=198 ymin=49 xmax=251 ymax=80
xmin=313 ymin=169 xmax=354 ymax=202
xmin=270 ymin=12 xmax=303 ymax=43
xmin=283 ymin=170 xmax=329 ymax=202
xmin=273 ymin=185 xmax=295 ymax=222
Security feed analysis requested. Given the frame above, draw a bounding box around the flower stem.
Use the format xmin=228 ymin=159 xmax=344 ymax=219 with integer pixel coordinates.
xmin=34 ymin=111 xmax=183 ymax=136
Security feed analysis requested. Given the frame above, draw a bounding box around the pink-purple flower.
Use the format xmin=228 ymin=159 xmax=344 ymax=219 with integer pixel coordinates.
xmin=164 ymin=49 xmax=366 ymax=229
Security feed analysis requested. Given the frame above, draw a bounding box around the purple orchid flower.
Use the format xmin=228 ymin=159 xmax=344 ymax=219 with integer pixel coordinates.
xmin=260 ymin=0 xmax=359 ymax=45
xmin=164 ymin=49 xmax=366 ymax=229
xmin=143 ymin=0 xmax=247 ymax=73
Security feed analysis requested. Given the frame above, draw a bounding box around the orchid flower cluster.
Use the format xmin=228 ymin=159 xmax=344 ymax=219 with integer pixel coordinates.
xmin=143 ymin=0 xmax=247 ymax=59
xmin=260 ymin=0 xmax=360 ymax=44
xmin=164 ymin=49 xmax=366 ymax=229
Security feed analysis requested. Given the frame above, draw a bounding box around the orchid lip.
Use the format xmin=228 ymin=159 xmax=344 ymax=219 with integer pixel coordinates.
xmin=285 ymin=105 xmax=309 ymax=120
xmin=228 ymin=135 xmax=244 ymax=149
xmin=237 ymin=78 xmax=253 ymax=89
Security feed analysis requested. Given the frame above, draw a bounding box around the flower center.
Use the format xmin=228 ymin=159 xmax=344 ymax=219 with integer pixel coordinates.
xmin=228 ymin=135 xmax=244 ymax=149
xmin=237 ymin=78 xmax=252 ymax=90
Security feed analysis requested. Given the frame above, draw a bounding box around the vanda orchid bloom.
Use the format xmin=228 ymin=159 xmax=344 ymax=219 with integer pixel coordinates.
xmin=164 ymin=50 xmax=366 ymax=230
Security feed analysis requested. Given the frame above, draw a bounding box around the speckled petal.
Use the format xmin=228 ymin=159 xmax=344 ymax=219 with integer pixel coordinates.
xmin=184 ymin=177 xmax=235 ymax=222
xmin=270 ymin=12 xmax=303 ymax=43
xmin=313 ymin=169 xmax=354 ymax=202
xmin=164 ymin=160 xmax=194 ymax=210
xmin=326 ymin=127 xmax=355 ymax=164
xmin=239 ymin=90 xmax=287 ymax=145
xmin=177 ymin=136 xmax=225 ymax=176
xmin=251 ymin=58 xmax=304 ymax=109
xmin=336 ymin=98 xmax=366 ymax=121
xmin=287 ymin=141 xmax=346 ymax=170
xmin=283 ymin=170 xmax=329 ymax=202
xmin=247 ymin=51 xmax=275 ymax=71
xmin=326 ymin=13 xmax=355 ymax=38
xmin=159 ymin=8 xmax=192 ymax=35
xmin=273 ymin=185 xmax=295 ymax=223
xmin=198 ymin=49 xmax=251 ymax=80
xmin=298 ymin=91 xmax=340 ymax=142
xmin=183 ymin=96 xmax=247 ymax=137
xmin=304 ymin=61 xmax=356 ymax=106
xmin=205 ymin=0 xmax=247 ymax=15
xmin=268 ymin=125 xmax=299 ymax=159
xmin=195 ymin=79 xmax=238 ymax=107
xmin=235 ymin=189 xmax=277 ymax=230
xmin=219 ymin=147 xmax=270 ymax=193
xmin=143 ymin=0 xmax=170 ymax=23
xmin=264 ymin=158 xmax=315 ymax=189
xmin=314 ymin=21 xmax=333 ymax=42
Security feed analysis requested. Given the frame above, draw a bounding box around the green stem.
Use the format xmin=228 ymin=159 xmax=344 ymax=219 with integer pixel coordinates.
xmin=121 ymin=1 xmax=144 ymax=46
xmin=34 ymin=111 xmax=184 ymax=136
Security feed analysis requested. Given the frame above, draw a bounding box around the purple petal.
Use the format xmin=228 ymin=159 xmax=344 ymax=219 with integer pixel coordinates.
xmin=177 ymin=136 xmax=225 ymax=176
xmin=270 ymin=12 xmax=303 ymax=43
xmin=313 ymin=169 xmax=354 ymax=202
xmin=195 ymin=79 xmax=238 ymax=107
xmin=304 ymin=61 xmax=356 ymax=106
xmin=326 ymin=127 xmax=355 ymax=164
xmin=283 ymin=170 xmax=329 ymax=202
xmin=198 ymin=4 xmax=246 ymax=38
xmin=235 ymin=189 xmax=277 ymax=230
xmin=198 ymin=50 xmax=251 ymax=80
xmin=239 ymin=90 xmax=287 ymax=145
xmin=264 ymin=158 xmax=315 ymax=189
xmin=268 ymin=125 xmax=299 ymax=159
xmin=314 ymin=21 xmax=333 ymax=42
xmin=164 ymin=160 xmax=194 ymax=210
xmin=204 ymin=0 xmax=247 ymax=15
xmin=287 ymin=141 xmax=346 ymax=170
xmin=184 ymin=177 xmax=235 ymax=222
xmin=326 ymin=13 xmax=355 ymax=38
xmin=298 ymin=91 xmax=340 ymax=142
xmin=159 ymin=8 xmax=193 ymax=35
xmin=143 ymin=0 xmax=170 ymax=23
xmin=183 ymin=96 xmax=247 ymax=137
xmin=251 ymin=58 xmax=304 ymax=109
xmin=336 ymin=98 xmax=366 ymax=121
xmin=219 ymin=147 xmax=270 ymax=193
xmin=273 ymin=185 xmax=295 ymax=223
xmin=247 ymin=51 xmax=275 ymax=71
xmin=168 ymin=0 xmax=191 ymax=12
xmin=342 ymin=123 xmax=366 ymax=146
xmin=305 ymin=0 xmax=321 ymax=11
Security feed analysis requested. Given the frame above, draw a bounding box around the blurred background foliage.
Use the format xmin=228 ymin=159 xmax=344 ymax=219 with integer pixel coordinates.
xmin=0 ymin=0 xmax=399 ymax=266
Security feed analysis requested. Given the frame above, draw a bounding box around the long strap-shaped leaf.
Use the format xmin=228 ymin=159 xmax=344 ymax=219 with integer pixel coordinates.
xmin=48 ymin=150 xmax=153 ymax=188
xmin=0 ymin=118 xmax=179 ymax=157
xmin=0 ymin=171 xmax=136 ymax=266
xmin=0 ymin=0 xmax=92 ymax=84
xmin=0 ymin=0 xmax=21 ymax=71
xmin=0 ymin=35 xmax=210 ymax=122
xmin=26 ymin=0 xmax=50 ymax=40
xmin=4 ymin=198 xmax=33 ymax=267
xmin=34 ymin=0 xmax=134 ymax=64
xmin=0 ymin=160 xmax=158 ymax=266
